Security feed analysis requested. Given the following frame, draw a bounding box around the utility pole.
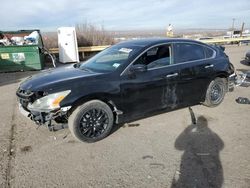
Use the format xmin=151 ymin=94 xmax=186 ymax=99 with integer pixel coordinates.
xmin=232 ymin=18 xmax=235 ymax=30
xmin=240 ymin=22 xmax=245 ymax=37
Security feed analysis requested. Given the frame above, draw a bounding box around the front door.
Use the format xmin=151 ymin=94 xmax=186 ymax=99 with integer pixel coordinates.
xmin=120 ymin=44 xmax=181 ymax=119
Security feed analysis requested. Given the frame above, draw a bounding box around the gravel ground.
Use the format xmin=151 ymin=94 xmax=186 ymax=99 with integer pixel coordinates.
xmin=0 ymin=45 xmax=250 ymax=188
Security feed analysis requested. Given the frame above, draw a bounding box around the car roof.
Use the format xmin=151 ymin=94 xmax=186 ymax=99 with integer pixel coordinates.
xmin=118 ymin=38 xmax=207 ymax=48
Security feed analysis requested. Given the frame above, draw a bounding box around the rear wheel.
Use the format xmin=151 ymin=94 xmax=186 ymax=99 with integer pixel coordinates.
xmin=203 ymin=78 xmax=227 ymax=107
xmin=68 ymin=100 xmax=114 ymax=143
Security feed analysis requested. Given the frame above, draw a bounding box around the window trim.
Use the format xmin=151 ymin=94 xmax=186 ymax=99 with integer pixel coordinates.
xmin=120 ymin=41 xmax=216 ymax=76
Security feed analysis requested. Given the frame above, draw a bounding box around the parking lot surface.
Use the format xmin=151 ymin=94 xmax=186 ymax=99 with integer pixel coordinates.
xmin=0 ymin=45 xmax=250 ymax=188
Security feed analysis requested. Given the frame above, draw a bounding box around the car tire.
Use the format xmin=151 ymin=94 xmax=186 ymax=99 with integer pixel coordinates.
xmin=203 ymin=77 xmax=227 ymax=107
xmin=68 ymin=100 xmax=114 ymax=143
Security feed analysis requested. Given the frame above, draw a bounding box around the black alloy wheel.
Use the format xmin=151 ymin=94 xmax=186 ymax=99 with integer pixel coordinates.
xmin=68 ymin=100 xmax=114 ymax=143
xmin=204 ymin=78 xmax=226 ymax=107
xmin=210 ymin=83 xmax=224 ymax=103
xmin=79 ymin=108 xmax=109 ymax=138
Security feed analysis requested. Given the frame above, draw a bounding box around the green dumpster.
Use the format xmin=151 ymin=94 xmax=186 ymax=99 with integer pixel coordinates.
xmin=0 ymin=30 xmax=45 ymax=72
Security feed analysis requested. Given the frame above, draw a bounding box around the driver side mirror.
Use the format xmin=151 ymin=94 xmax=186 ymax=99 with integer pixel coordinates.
xmin=129 ymin=64 xmax=147 ymax=73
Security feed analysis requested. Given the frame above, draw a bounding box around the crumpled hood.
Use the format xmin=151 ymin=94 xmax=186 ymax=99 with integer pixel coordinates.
xmin=20 ymin=64 xmax=101 ymax=91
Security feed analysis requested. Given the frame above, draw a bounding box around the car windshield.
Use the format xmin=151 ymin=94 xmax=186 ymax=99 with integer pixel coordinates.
xmin=79 ymin=44 xmax=142 ymax=72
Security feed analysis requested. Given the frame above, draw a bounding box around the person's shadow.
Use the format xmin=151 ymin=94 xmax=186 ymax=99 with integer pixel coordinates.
xmin=171 ymin=115 xmax=224 ymax=188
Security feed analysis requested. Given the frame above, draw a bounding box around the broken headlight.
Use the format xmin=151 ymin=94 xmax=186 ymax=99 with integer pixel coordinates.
xmin=28 ymin=90 xmax=71 ymax=112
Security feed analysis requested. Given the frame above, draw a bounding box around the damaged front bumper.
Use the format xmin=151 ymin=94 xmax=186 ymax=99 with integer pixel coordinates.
xmin=16 ymin=88 xmax=72 ymax=128
xmin=18 ymin=103 xmax=71 ymax=127
xmin=18 ymin=103 xmax=30 ymax=118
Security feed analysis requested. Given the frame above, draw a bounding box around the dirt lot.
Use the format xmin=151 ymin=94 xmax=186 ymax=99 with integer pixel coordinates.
xmin=0 ymin=45 xmax=250 ymax=188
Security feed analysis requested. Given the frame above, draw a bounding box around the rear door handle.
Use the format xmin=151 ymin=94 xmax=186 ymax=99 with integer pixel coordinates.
xmin=166 ymin=72 xmax=178 ymax=78
xmin=205 ymin=64 xmax=214 ymax=69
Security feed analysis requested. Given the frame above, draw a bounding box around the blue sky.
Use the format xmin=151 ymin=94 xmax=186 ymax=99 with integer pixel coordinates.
xmin=1 ymin=0 xmax=250 ymax=31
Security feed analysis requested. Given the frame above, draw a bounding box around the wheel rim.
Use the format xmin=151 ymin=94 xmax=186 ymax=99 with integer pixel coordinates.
xmin=210 ymin=82 xmax=224 ymax=103
xmin=79 ymin=108 xmax=109 ymax=138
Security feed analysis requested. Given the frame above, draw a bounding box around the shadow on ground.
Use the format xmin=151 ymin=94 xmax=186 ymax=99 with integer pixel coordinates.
xmin=171 ymin=115 xmax=224 ymax=188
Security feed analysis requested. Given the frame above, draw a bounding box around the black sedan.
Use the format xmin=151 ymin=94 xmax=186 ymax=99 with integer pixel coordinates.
xmin=16 ymin=38 xmax=236 ymax=142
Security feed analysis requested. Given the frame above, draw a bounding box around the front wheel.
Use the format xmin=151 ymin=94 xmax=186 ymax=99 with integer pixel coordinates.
xmin=203 ymin=78 xmax=227 ymax=107
xmin=68 ymin=100 xmax=114 ymax=143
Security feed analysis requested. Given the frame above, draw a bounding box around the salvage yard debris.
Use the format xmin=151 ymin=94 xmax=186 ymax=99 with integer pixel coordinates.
xmin=0 ymin=30 xmax=39 ymax=46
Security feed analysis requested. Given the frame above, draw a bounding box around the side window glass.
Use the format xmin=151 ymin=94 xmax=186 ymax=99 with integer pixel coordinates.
xmin=133 ymin=44 xmax=171 ymax=69
xmin=174 ymin=43 xmax=205 ymax=64
xmin=204 ymin=47 xmax=214 ymax=58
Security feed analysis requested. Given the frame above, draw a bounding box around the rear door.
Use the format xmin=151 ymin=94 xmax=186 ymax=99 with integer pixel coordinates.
xmin=173 ymin=42 xmax=216 ymax=105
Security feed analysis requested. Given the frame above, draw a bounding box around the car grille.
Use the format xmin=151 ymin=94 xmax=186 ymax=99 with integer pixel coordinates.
xmin=16 ymin=88 xmax=46 ymax=111
xmin=17 ymin=88 xmax=33 ymax=97
xmin=16 ymin=88 xmax=35 ymax=110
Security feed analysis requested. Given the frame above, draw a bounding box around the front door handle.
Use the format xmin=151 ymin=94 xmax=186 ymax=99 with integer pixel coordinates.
xmin=205 ymin=64 xmax=214 ymax=69
xmin=166 ymin=72 xmax=178 ymax=78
